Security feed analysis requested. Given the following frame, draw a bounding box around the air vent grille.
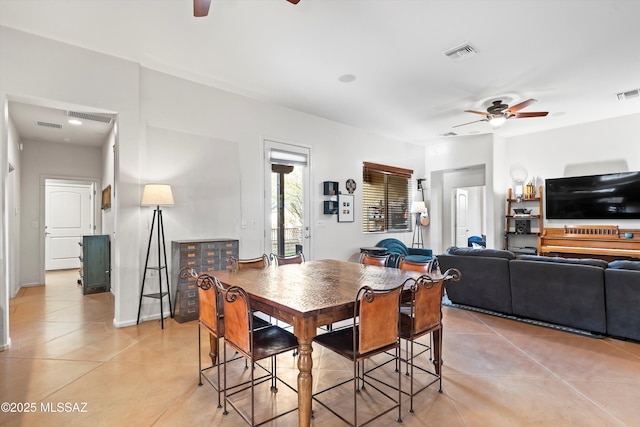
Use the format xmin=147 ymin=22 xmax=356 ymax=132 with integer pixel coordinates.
xmin=66 ymin=111 xmax=113 ymax=124
xmin=441 ymin=132 xmax=458 ymax=137
xmin=36 ymin=121 xmax=62 ymax=129
xmin=616 ymin=89 xmax=639 ymax=101
xmin=443 ymin=43 xmax=478 ymax=61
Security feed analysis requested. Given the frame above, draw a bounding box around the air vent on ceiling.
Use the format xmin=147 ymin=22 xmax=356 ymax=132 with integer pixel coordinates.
xmin=441 ymin=132 xmax=458 ymax=137
xmin=66 ymin=110 xmax=113 ymax=124
xmin=36 ymin=121 xmax=62 ymax=129
xmin=443 ymin=43 xmax=478 ymax=61
xmin=616 ymin=89 xmax=639 ymax=101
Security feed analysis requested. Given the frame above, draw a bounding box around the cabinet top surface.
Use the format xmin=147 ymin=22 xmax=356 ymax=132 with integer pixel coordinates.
xmin=172 ymin=238 xmax=238 ymax=244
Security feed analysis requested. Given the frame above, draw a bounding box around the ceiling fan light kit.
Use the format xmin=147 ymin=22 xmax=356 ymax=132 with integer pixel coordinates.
xmin=454 ymin=98 xmax=549 ymax=129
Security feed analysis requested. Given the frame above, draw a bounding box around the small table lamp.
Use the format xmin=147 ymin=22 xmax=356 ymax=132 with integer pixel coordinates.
xmin=137 ymin=184 xmax=174 ymax=329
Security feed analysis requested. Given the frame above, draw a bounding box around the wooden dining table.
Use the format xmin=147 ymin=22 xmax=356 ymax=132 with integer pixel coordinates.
xmin=213 ymin=258 xmax=439 ymax=427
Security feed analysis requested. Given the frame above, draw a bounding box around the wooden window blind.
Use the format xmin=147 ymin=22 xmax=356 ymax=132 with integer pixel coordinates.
xmin=362 ymin=162 xmax=413 ymax=233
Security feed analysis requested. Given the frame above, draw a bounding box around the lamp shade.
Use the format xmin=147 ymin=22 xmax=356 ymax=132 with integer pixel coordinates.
xmin=141 ymin=184 xmax=174 ymax=206
xmin=411 ymin=201 xmax=426 ymax=213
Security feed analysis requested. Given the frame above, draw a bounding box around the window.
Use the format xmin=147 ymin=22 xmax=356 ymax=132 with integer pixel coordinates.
xmin=362 ymin=162 xmax=413 ymax=233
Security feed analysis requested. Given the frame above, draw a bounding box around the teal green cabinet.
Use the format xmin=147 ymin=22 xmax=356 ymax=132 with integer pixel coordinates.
xmin=80 ymin=235 xmax=111 ymax=294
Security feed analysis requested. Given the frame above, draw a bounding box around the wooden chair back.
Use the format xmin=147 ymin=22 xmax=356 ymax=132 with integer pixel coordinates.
xmin=398 ymin=258 xmax=433 ymax=273
xmin=271 ymin=252 xmax=305 ymax=266
xmin=194 ymin=271 xmax=222 ymax=335
xmin=359 ymin=253 xmax=390 ymax=267
xmin=411 ymin=276 xmax=444 ymax=334
xmin=218 ymin=283 xmax=252 ymax=355
xmin=357 ymin=285 xmax=402 ymax=355
xmin=229 ymin=254 xmax=269 ymax=272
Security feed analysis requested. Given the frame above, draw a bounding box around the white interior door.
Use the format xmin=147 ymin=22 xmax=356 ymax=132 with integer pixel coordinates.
xmin=45 ymin=181 xmax=94 ymax=270
xmin=455 ymin=188 xmax=469 ymax=247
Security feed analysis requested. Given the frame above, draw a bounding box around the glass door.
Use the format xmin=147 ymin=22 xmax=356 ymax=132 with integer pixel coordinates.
xmin=264 ymin=140 xmax=310 ymax=258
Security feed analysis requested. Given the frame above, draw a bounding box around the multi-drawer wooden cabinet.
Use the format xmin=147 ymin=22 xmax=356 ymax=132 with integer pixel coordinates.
xmin=171 ymin=239 xmax=239 ymax=322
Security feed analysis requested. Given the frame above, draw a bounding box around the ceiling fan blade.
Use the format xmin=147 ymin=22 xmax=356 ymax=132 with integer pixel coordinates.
xmin=194 ymin=0 xmax=211 ymax=17
xmin=287 ymin=0 xmax=301 ymax=3
xmin=507 ymin=98 xmax=537 ymax=114
xmin=453 ymin=119 xmax=487 ymax=128
xmin=464 ymin=110 xmax=489 ymax=117
xmin=514 ymin=111 xmax=549 ymax=118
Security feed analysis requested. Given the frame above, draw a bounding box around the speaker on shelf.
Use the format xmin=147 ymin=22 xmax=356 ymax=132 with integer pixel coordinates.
xmin=515 ymin=220 xmax=531 ymax=235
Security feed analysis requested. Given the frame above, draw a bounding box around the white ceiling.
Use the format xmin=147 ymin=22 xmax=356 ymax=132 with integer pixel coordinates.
xmin=2 ymin=0 xmax=640 ymax=146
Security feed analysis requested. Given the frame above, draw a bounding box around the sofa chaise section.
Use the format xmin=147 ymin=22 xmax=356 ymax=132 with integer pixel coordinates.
xmin=510 ymin=255 xmax=608 ymax=334
xmin=605 ymin=261 xmax=640 ymax=341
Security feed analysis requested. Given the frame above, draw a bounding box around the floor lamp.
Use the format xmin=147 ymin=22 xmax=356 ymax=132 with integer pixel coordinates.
xmin=137 ymin=184 xmax=174 ymax=329
xmin=411 ymin=201 xmax=427 ymax=248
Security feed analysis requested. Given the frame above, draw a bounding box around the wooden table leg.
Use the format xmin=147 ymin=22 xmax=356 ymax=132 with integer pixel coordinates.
xmin=295 ymin=318 xmax=317 ymax=427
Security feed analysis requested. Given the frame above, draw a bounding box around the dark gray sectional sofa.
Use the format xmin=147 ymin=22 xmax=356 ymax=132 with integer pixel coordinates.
xmin=438 ymin=246 xmax=640 ymax=341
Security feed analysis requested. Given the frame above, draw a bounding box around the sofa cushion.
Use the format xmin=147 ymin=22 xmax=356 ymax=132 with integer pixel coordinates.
xmin=509 ymin=258 xmax=606 ymax=334
xmin=446 ymin=246 xmax=516 ymax=260
xmin=517 ymin=254 xmax=608 ymax=269
xmin=438 ymin=252 xmax=513 ymax=314
xmin=608 ymin=260 xmax=640 ymax=271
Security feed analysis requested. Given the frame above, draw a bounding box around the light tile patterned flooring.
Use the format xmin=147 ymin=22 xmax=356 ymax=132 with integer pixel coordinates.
xmin=1 ymin=269 xmax=640 ymax=426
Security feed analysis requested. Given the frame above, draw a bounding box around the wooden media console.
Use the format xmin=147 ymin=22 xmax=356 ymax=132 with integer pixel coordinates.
xmin=539 ymin=225 xmax=640 ymax=260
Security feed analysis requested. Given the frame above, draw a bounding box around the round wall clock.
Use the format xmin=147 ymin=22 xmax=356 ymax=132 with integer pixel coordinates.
xmin=346 ymin=179 xmax=356 ymax=194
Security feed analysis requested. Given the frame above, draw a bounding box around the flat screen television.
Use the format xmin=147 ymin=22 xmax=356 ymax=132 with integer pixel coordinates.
xmin=545 ymin=171 xmax=640 ymax=219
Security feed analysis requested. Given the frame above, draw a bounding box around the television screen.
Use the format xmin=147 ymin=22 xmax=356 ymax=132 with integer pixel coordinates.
xmin=545 ymin=171 xmax=640 ymax=219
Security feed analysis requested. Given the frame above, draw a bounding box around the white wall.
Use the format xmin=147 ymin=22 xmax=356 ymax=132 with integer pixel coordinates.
xmin=503 ymin=113 xmax=640 ymax=230
xmin=7 ymin=118 xmax=20 ymax=299
xmin=426 ymin=134 xmax=495 ymax=253
xmin=139 ymin=68 xmax=426 ymax=266
xmin=1 ymin=26 xmax=141 ymax=340
xmin=18 ymin=140 xmax=102 ymax=285
xmin=425 ymin=113 xmax=640 ymax=255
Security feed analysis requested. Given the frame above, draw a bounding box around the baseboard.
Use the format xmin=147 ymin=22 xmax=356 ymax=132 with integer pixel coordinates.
xmin=0 ymin=337 xmax=12 ymax=352
xmin=442 ymin=300 xmax=604 ymax=339
xmin=113 ymin=311 xmax=173 ymax=328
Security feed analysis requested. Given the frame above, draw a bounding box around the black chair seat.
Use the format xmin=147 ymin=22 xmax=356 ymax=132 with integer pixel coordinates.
xmin=252 ymin=326 xmax=299 ymax=361
xmin=314 ymin=326 xmax=398 ymax=360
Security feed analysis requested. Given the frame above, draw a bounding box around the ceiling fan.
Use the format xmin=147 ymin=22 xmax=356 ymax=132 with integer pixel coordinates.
xmin=453 ymin=98 xmax=548 ymax=128
xmin=194 ymin=0 xmax=300 ymax=17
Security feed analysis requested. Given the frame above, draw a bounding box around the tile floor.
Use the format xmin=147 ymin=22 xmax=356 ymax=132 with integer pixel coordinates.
xmin=1 ymin=269 xmax=639 ymax=426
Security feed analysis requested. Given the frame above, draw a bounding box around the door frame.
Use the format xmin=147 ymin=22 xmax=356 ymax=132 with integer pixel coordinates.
xmin=39 ymin=175 xmax=101 ymax=284
xmin=263 ymin=139 xmax=312 ymax=260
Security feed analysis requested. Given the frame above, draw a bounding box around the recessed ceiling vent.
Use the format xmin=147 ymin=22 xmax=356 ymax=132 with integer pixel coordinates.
xmin=36 ymin=121 xmax=62 ymax=129
xmin=441 ymin=132 xmax=458 ymax=137
xmin=443 ymin=43 xmax=478 ymax=61
xmin=66 ymin=110 xmax=113 ymax=124
xmin=616 ymin=89 xmax=640 ymax=101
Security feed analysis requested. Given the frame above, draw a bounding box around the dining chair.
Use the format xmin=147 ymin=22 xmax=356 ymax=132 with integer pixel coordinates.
xmin=269 ymin=252 xmax=305 ymax=266
xmin=228 ymin=254 xmax=270 ymax=271
xmin=190 ymin=269 xmax=271 ymax=409
xmin=312 ymin=283 xmax=405 ymax=426
xmin=215 ymin=279 xmax=299 ymax=426
xmin=366 ymin=269 xmax=461 ymax=414
xmin=228 ymin=254 xmax=272 ymax=327
xmin=398 ymin=257 xmax=433 ymax=273
xmin=359 ymin=252 xmax=391 ymax=267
